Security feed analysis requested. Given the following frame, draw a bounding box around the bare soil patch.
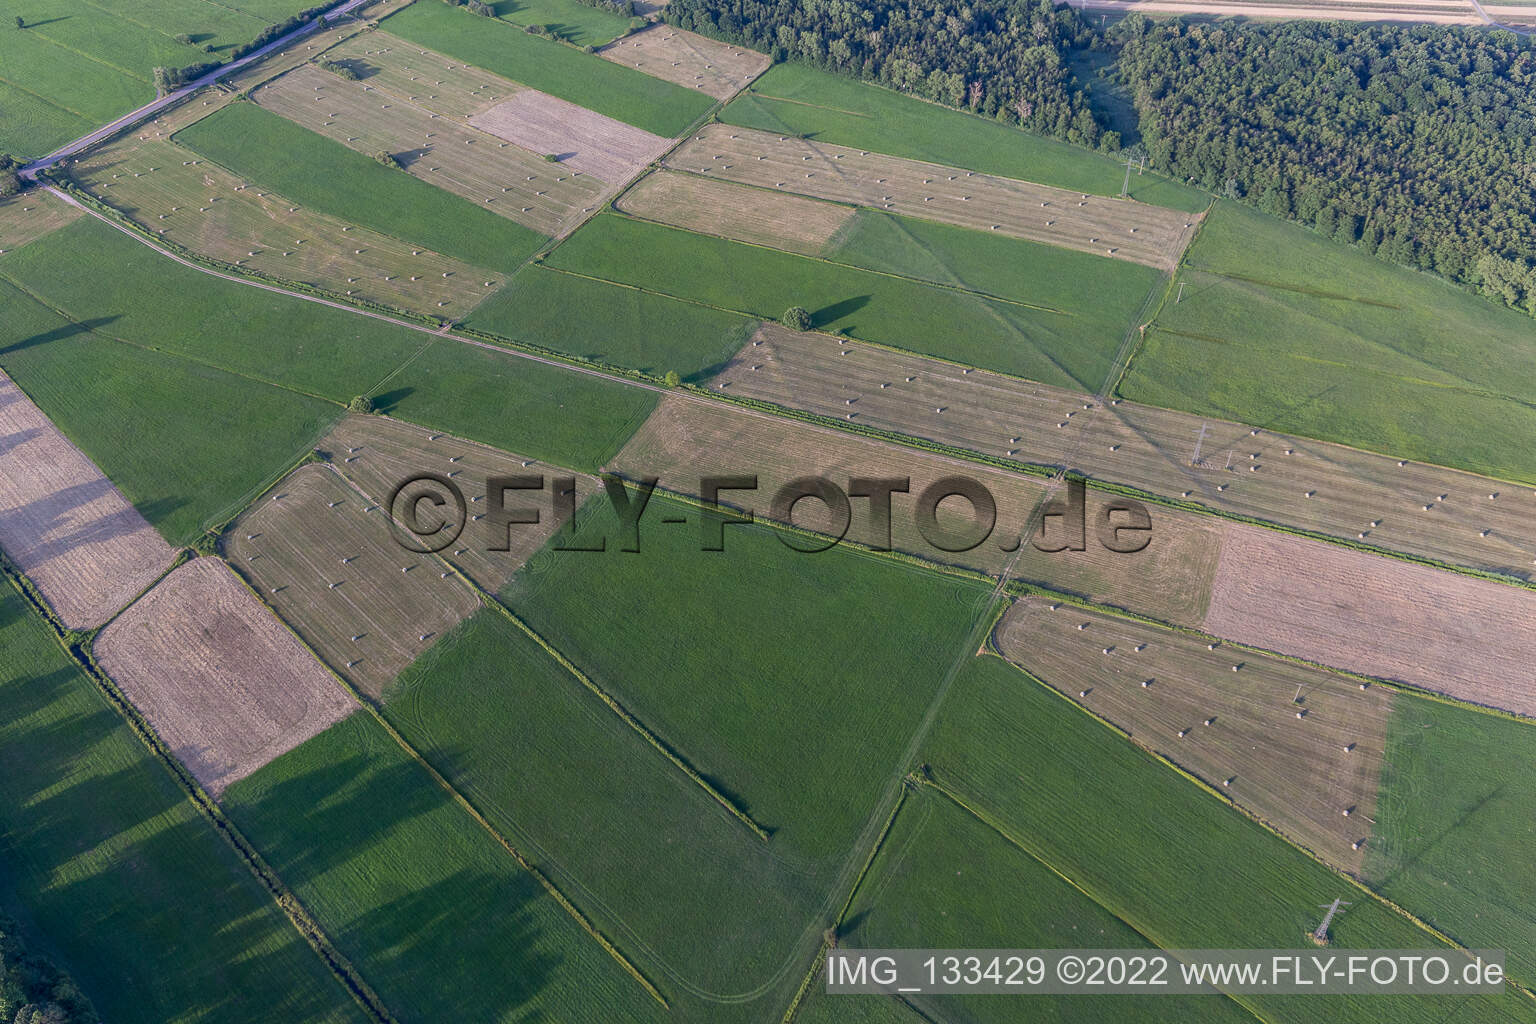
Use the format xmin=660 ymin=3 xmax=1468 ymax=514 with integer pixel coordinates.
xmin=599 ymin=25 xmax=769 ymax=99
xmin=616 ymin=170 xmax=854 ymax=255
xmin=997 ymin=597 xmax=1390 ymax=874
xmin=1204 ymin=524 xmax=1536 ymax=717
xmin=610 ymin=394 xmax=1224 ymax=623
xmin=226 ymin=463 xmax=481 ymax=699
xmin=712 ymin=326 xmax=1536 ymax=581
xmin=668 ymin=124 xmax=1199 ymax=269
xmin=0 ymin=371 xmax=175 ymax=629
xmin=469 ymin=90 xmax=672 ymax=185
xmin=94 ymin=557 xmax=356 ymax=796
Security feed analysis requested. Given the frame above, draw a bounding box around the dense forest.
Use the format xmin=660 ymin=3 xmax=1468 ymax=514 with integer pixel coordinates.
xmin=1118 ymin=18 xmax=1536 ymax=314
xmin=0 ymin=918 xmax=95 ymax=1024
xmin=665 ymin=0 xmax=1110 ymax=147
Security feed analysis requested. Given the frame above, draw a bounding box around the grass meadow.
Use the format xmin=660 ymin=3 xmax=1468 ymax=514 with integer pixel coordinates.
xmin=222 ymin=711 xmax=669 ymax=1024
xmin=1125 ymin=200 xmax=1536 ymax=482
xmin=381 ymin=1 xmax=715 ymax=136
xmin=466 ymin=264 xmax=758 ymax=376
xmin=0 ymin=585 xmax=366 ymax=1024
xmin=383 ymin=606 xmax=818 ymax=1020
xmin=719 ymin=63 xmax=1208 ymax=213
xmin=842 ymin=789 xmax=1252 ymax=1024
xmin=0 ymin=277 xmax=339 ymax=544
xmin=923 ymin=655 xmax=1536 ymax=1024
xmin=487 ymin=0 xmax=631 ymax=47
xmin=546 ymin=214 xmax=1133 ymax=389
xmin=175 ymin=103 xmax=548 ymax=274
xmin=1368 ymin=698 xmax=1536 ymax=986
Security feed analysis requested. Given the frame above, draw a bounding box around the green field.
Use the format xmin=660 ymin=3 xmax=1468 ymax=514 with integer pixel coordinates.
xmin=0 ymin=583 xmax=366 ymax=1024
xmin=1368 ymin=698 xmax=1536 ymax=986
xmin=0 ymin=216 xmax=428 ymax=402
xmin=720 ymin=63 xmax=1208 ymax=213
xmin=374 ymin=337 xmax=657 ymax=471
xmin=384 ymin=606 xmax=817 ymax=1019
xmin=1125 ymin=200 xmax=1536 ymax=482
xmin=842 ymin=790 xmax=1250 ymax=1024
xmin=922 ymin=655 xmax=1535 ymax=1024
xmin=175 ymin=103 xmax=548 ymax=274
xmin=0 ymin=278 xmax=339 ymax=543
xmin=546 ymin=214 xmax=1137 ymax=388
xmin=381 ymin=0 xmax=716 ymax=136
xmin=488 ymin=0 xmax=631 ymax=47
xmin=222 ymin=710 xmax=669 ymax=1024
xmin=467 ymin=264 xmax=757 ymax=376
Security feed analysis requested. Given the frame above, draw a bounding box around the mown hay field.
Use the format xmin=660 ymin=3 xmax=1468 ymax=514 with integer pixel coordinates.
xmin=95 ymin=557 xmax=356 ymax=795
xmin=1204 ymin=524 xmax=1536 ymax=717
xmin=669 ymin=124 xmax=1200 ymax=269
xmin=468 ymin=90 xmax=672 ymax=185
xmin=617 ymin=170 xmax=856 ymax=256
xmin=1127 ymin=200 xmax=1536 ymax=485
xmin=0 ymin=190 xmax=81 ymax=254
xmin=0 ymin=370 xmax=174 ymax=628
xmin=610 ymin=395 xmax=1225 ymax=624
xmin=318 ymin=30 xmax=523 ymax=120
xmin=227 ymin=463 xmax=482 ymax=699
xmin=381 ymin=0 xmax=717 ymax=136
xmin=0 ymin=277 xmax=342 ymax=545
xmin=598 ymin=24 xmax=770 ymax=98
xmin=545 ymin=214 xmax=1134 ymax=390
xmin=191 ymin=85 xmax=562 ymax=256
xmin=0 ymin=586 xmax=368 ymax=1024
xmin=719 ymin=63 xmax=1209 ymax=212
xmin=223 ymin=710 xmax=672 ymax=1023
xmin=713 ymin=325 xmax=1536 ymax=580
xmin=465 ymin=264 xmax=757 ymax=377
xmin=384 ymin=606 xmax=818 ymax=1021
xmin=995 ymin=598 xmax=1390 ymax=874
xmin=923 ymin=655 xmax=1536 ymax=1024
xmin=841 ymin=788 xmax=1252 ymax=1024
xmin=73 ymin=138 xmax=503 ymax=317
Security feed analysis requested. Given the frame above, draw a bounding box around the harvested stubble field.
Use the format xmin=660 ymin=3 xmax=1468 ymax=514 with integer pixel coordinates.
xmin=667 ymin=124 xmax=1200 ymax=269
xmin=0 ymin=191 xmax=81 ymax=255
xmin=995 ymin=598 xmax=1390 ymax=874
xmin=1066 ymin=0 xmax=1482 ymax=22
xmin=609 ymin=395 xmax=1225 ymax=624
xmin=255 ymin=63 xmax=607 ymax=237
xmin=319 ymin=413 xmax=592 ymax=593
xmin=468 ymin=90 xmax=672 ymax=185
xmin=598 ymin=25 xmax=770 ymax=99
xmin=713 ymin=326 xmax=1536 ymax=580
xmin=226 ymin=463 xmax=482 ymax=699
xmin=323 ymin=30 xmax=526 ymax=119
xmin=1203 ymin=525 xmax=1536 ymax=717
xmin=94 ymin=557 xmax=356 ymax=796
xmin=73 ymin=139 xmax=501 ymax=317
xmin=0 ymin=371 xmax=175 ymax=629
xmin=616 ymin=170 xmax=855 ymax=255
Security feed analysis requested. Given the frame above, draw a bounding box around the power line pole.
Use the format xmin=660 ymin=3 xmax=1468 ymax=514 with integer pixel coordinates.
xmin=1313 ymin=898 xmax=1351 ymax=945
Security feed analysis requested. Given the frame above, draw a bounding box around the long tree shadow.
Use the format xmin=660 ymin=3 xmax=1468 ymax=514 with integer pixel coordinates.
xmin=810 ymin=295 xmax=869 ymax=328
xmin=1 ymin=317 xmax=121 ymax=358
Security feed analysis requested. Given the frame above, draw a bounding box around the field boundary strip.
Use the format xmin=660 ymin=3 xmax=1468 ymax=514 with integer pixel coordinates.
xmin=0 ymin=553 xmax=402 ymax=1024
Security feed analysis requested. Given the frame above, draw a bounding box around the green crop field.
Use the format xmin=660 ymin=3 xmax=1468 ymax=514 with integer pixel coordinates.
xmin=467 ymin=264 xmax=758 ymax=376
xmin=922 ymin=655 xmax=1536 ymax=1024
xmin=546 ymin=214 xmax=1134 ymax=388
xmin=373 ymin=337 xmax=657 ymax=472
xmin=719 ymin=64 xmax=1208 ymax=213
xmin=0 ymin=278 xmax=338 ymax=543
xmin=175 ymin=102 xmax=548 ymax=274
xmin=0 ymin=81 xmax=97 ymax=159
xmin=380 ymin=1 xmax=716 ymax=136
xmin=222 ymin=710 xmax=670 ymax=1024
xmin=1124 ymin=200 xmax=1536 ymax=483
xmin=384 ymin=606 xmax=818 ymax=1020
xmin=0 ymin=584 xmax=365 ymax=1024
xmin=1368 ymin=699 xmax=1536 ymax=986
xmin=0 ymin=217 xmax=428 ymax=402
xmin=792 ymin=990 xmax=929 ymax=1024
xmin=487 ymin=0 xmax=631 ymax=47
xmin=842 ymin=790 xmax=1251 ymax=1024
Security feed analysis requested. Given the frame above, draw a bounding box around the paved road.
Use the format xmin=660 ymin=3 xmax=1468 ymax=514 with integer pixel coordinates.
xmin=19 ymin=0 xmax=374 ymax=181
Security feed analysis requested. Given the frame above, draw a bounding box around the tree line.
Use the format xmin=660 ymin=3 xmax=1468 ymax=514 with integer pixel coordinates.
xmin=1116 ymin=17 xmax=1536 ymax=315
xmin=665 ymin=0 xmax=1110 ymax=148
